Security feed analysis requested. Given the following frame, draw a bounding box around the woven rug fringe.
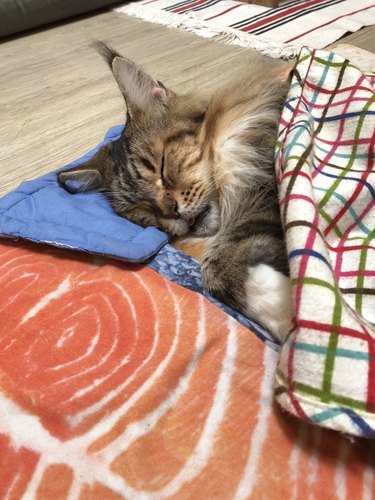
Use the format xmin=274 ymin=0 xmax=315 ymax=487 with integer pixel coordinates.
xmin=115 ymin=3 xmax=300 ymax=60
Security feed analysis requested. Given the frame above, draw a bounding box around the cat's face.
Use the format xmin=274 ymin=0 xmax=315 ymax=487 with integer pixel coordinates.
xmin=58 ymin=44 xmax=221 ymax=237
xmin=107 ymin=111 xmax=221 ymax=237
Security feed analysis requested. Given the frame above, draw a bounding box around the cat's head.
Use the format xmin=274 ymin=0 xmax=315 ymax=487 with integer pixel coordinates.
xmin=58 ymin=42 xmax=220 ymax=237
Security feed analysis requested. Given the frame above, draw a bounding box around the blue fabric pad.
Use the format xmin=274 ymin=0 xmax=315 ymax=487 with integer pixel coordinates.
xmin=0 ymin=126 xmax=168 ymax=263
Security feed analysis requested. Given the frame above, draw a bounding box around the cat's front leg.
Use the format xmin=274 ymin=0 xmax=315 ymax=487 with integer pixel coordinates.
xmin=201 ymin=236 xmax=293 ymax=341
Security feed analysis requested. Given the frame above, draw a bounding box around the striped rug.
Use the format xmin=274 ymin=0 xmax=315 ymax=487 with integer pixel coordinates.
xmin=117 ymin=0 xmax=375 ymax=58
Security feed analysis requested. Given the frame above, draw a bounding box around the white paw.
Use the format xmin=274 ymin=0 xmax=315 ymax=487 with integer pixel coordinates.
xmin=244 ymin=264 xmax=293 ymax=341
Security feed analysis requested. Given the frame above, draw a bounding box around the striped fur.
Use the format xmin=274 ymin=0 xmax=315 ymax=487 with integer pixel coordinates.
xmin=58 ymin=43 xmax=292 ymax=338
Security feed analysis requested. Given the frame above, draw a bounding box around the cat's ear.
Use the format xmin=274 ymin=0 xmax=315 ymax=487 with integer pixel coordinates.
xmin=95 ymin=41 xmax=171 ymax=116
xmin=58 ymin=143 xmax=113 ymax=193
xmin=112 ymin=57 xmax=169 ymax=112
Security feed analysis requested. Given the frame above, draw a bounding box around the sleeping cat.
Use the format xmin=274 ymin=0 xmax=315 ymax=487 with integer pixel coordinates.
xmin=58 ymin=42 xmax=293 ymax=340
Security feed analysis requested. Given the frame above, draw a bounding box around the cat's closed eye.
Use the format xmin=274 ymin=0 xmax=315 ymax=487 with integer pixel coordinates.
xmin=131 ymin=202 xmax=154 ymax=212
xmin=139 ymin=157 xmax=156 ymax=173
xmin=159 ymin=155 xmax=175 ymax=189
xmin=160 ymin=154 xmax=165 ymax=178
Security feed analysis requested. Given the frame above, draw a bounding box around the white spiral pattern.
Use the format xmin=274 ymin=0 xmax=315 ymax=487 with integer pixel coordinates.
xmin=0 ymin=242 xmax=374 ymax=499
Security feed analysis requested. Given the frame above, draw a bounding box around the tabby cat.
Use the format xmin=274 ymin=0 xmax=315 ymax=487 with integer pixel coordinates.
xmin=58 ymin=42 xmax=293 ymax=340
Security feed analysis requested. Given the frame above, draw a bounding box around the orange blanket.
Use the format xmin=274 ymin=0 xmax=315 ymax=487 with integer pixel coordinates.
xmin=0 ymin=241 xmax=373 ymax=498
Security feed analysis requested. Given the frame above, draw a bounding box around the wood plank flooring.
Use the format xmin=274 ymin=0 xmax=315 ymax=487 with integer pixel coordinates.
xmin=0 ymin=12 xmax=280 ymax=196
xmin=340 ymin=25 xmax=375 ymax=53
xmin=0 ymin=10 xmax=374 ymax=196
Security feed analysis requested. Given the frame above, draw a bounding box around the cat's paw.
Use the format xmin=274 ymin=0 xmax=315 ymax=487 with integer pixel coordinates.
xmin=244 ymin=264 xmax=293 ymax=341
xmin=201 ymin=248 xmax=293 ymax=341
xmin=201 ymin=244 xmax=249 ymax=312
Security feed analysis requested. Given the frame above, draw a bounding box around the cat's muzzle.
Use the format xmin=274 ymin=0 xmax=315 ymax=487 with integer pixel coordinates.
xmin=187 ymin=204 xmax=211 ymax=228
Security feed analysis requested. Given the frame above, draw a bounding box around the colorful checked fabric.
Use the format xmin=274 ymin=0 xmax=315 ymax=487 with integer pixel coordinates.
xmin=275 ymin=47 xmax=375 ymax=439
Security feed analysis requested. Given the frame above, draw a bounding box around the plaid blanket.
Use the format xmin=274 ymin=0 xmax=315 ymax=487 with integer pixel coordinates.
xmin=275 ymin=47 xmax=375 ymax=438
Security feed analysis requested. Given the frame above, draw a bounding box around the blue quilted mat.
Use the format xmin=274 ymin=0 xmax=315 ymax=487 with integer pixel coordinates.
xmin=0 ymin=126 xmax=167 ymax=263
xmin=0 ymin=125 xmax=277 ymax=348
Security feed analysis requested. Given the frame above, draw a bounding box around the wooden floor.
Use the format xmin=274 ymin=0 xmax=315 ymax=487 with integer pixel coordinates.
xmin=0 ymin=10 xmax=374 ymax=196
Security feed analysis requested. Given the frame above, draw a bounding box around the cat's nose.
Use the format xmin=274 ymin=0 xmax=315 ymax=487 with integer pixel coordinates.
xmin=164 ymin=202 xmax=179 ymax=219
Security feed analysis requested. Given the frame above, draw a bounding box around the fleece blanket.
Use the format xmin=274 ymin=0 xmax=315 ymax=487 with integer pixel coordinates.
xmin=1 ymin=240 xmax=374 ymax=498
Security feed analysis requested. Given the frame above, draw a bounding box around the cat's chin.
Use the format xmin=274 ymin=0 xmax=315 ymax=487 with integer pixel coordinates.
xmin=160 ymin=203 xmax=220 ymax=238
xmin=189 ymin=203 xmax=221 ymax=237
xmin=159 ymin=217 xmax=190 ymax=237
